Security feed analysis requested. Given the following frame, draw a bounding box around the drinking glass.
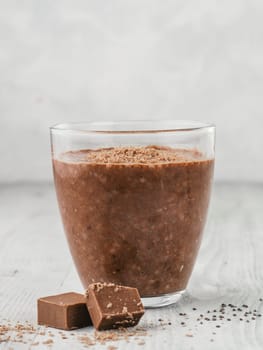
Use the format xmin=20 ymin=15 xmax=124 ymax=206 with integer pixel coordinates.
xmin=50 ymin=120 xmax=215 ymax=308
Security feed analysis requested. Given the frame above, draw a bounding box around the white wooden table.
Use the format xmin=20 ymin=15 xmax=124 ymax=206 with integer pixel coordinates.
xmin=0 ymin=183 xmax=262 ymax=350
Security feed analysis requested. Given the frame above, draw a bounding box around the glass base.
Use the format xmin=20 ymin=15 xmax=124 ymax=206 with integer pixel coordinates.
xmin=142 ymin=290 xmax=185 ymax=308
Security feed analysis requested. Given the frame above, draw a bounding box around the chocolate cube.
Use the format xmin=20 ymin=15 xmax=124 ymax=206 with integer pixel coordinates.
xmin=38 ymin=292 xmax=91 ymax=330
xmin=85 ymin=283 xmax=144 ymax=330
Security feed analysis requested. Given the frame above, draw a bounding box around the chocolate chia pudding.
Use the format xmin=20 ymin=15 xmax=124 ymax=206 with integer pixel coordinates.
xmin=53 ymin=146 xmax=214 ymax=297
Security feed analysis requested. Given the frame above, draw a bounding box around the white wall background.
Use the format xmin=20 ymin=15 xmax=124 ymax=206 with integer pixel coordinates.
xmin=0 ymin=0 xmax=263 ymax=183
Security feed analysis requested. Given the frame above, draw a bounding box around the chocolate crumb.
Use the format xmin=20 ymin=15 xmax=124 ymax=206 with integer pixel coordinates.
xmin=122 ymin=306 xmax=128 ymax=313
xmin=42 ymin=339 xmax=53 ymax=345
xmin=137 ymin=340 xmax=145 ymax=345
xmin=78 ymin=335 xmax=95 ymax=346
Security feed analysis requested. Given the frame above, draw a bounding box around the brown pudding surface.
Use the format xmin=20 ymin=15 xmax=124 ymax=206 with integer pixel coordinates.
xmin=53 ymin=146 xmax=214 ymax=297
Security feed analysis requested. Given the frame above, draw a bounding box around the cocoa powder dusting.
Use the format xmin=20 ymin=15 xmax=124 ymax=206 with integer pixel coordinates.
xmin=61 ymin=146 xmax=204 ymax=164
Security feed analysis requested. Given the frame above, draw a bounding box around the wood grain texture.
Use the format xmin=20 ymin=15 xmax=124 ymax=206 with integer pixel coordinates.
xmin=0 ymin=182 xmax=263 ymax=349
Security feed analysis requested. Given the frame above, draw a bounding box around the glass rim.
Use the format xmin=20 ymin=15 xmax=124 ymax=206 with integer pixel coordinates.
xmin=50 ymin=120 xmax=215 ymax=134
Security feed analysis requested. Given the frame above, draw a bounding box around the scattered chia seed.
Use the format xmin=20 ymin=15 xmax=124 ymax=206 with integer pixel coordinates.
xmin=158 ymin=300 xmax=262 ymax=344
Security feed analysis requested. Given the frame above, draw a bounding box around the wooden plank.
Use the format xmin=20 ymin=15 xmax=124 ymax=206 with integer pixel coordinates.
xmin=0 ymin=183 xmax=262 ymax=349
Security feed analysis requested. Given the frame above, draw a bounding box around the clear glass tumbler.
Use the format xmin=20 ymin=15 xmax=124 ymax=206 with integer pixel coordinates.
xmin=50 ymin=120 xmax=215 ymax=308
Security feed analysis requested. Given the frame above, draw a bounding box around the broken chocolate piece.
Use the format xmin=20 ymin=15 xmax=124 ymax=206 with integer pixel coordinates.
xmin=38 ymin=292 xmax=91 ymax=330
xmin=85 ymin=283 xmax=144 ymax=330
